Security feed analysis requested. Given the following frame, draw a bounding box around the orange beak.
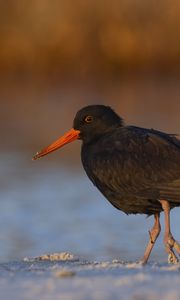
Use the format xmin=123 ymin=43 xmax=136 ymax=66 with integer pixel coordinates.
xmin=32 ymin=128 xmax=80 ymax=160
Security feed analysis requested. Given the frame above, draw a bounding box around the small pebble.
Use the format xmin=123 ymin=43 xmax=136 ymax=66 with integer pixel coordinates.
xmin=54 ymin=270 xmax=76 ymax=277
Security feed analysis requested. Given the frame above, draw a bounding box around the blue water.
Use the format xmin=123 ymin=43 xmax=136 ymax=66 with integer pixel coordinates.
xmin=0 ymin=151 xmax=179 ymax=263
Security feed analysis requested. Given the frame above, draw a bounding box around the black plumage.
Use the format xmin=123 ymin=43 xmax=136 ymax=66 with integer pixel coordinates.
xmin=33 ymin=104 xmax=180 ymax=263
xmin=73 ymin=105 xmax=180 ymax=215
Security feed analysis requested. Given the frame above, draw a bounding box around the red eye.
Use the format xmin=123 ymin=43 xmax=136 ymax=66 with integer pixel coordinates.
xmin=84 ymin=115 xmax=93 ymax=123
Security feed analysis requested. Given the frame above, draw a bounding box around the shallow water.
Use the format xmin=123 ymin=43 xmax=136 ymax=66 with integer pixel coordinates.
xmin=0 ymin=151 xmax=179 ymax=263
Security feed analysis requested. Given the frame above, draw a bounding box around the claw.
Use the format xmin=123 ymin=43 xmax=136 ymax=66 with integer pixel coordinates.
xmin=168 ymin=253 xmax=173 ymax=264
xmin=168 ymin=252 xmax=179 ymax=264
xmin=166 ymin=243 xmax=179 ymax=264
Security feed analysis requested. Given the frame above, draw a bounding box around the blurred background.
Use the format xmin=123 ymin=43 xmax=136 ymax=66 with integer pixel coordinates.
xmin=0 ymin=0 xmax=179 ymax=262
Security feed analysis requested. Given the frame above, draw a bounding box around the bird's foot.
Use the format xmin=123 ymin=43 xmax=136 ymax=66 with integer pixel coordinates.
xmin=165 ymin=235 xmax=180 ymax=264
xmin=167 ymin=250 xmax=179 ymax=264
xmin=138 ymin=259 xmax=147 ymax=266
xmin=174 ymin=241 xmax=180 ymax=256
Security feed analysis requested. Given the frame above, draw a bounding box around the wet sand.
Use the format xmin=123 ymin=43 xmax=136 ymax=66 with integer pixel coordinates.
xmin=0 ymin=252 xmax=179 ymax=300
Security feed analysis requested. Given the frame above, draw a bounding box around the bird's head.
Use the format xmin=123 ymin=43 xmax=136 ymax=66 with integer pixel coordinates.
xmin=33 ymin=105 xmax=123 ymax=160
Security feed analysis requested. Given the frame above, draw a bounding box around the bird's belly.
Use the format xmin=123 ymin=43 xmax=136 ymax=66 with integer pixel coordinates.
xmin=100 ymin=187 xmax=162 ymax=215
xmin=83 ymin=162 xmax=162 ymax=214
xmin=88 ymin=169 xmax=162 ymax=214
xmin=82 ymin=153 xmax=180 ymax=215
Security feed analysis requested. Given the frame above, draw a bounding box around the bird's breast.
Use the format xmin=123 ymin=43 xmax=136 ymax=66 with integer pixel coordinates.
xmin=81 ymin=141 xmax=161 ymax=199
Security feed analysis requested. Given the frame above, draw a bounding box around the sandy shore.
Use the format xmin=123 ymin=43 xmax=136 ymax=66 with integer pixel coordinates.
xmin=0 ymin=252 xmax=179 ymax=300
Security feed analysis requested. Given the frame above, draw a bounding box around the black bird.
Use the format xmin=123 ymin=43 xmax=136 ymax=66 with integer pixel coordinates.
xmin=33 ymin=105 xmax=180 ymax=264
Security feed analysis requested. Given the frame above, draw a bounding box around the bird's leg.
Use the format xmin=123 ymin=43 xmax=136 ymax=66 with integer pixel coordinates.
xmin=140 ymin=213 xmax=161 ymax=265
xmin=159 ymin=199 xmax=180 ymax=264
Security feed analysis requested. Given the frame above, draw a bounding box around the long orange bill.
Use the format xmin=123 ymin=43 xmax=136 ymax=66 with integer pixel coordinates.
xmin=32 ymin=128 xmax=80 ymax=160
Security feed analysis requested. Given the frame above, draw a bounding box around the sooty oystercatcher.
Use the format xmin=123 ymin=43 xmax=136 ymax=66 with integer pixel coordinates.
xmin=33 ymin=105 xmax=180 ymax=264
